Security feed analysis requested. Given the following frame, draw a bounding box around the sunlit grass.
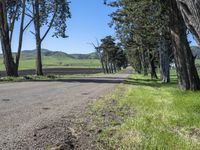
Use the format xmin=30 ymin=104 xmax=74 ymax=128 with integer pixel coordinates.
xmin=89 ymin=73 xmax=200 ymax=150
xmin=0 ymin=56 xmax=101 ymax=70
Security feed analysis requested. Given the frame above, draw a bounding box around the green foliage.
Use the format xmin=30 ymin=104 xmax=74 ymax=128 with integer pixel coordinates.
xmin=107 ymin=0 xmax=170 ymax=76
xmin=5 ymin=0 xmax=22 ymax=25
xmin=98 ymin=36 xmax=128 ymax=73
xmin=27 ymin=0 xmax=71 ymax=38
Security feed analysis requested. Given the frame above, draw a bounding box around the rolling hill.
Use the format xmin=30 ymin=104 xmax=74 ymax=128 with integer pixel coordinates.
xmin=0 ymin=49 xmax=99 ymax=59
xmin=20 ymin=49 xmax=74 ymax=59
xmin=0 ymin=49 xmax=101 ymax=70
xmin=70 ymin=52 xmax=99 ymax=59
xmin=18 ymin=49 xmax=99 ymax=59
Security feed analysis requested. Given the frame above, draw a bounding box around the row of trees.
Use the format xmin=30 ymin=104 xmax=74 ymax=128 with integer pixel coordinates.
xmin=105 ymin=0 xmax=200 ymax=91
xmin=0 ymin=0 xmax=71 ymax=76
xmin=1 ymin=0 xmax=200 ymax=91
xmin=92 ymin=36 xmax=128 ymax=74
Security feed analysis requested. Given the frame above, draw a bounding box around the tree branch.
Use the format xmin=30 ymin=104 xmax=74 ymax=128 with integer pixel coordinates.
xmin=23 ymin=18 xmax=33 ymax=32
xmin=41 ymin=4 xmax=58 ymax=42
xmin=9 ymin=4 xmax=19 ymax=43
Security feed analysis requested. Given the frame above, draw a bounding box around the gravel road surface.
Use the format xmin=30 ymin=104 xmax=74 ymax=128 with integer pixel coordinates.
xmin=0 ymin=69 xmax=132 ymax=150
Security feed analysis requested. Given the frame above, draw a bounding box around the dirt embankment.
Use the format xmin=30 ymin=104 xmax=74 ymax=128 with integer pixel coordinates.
xmin=0 ymin=68 xmax=103 ymax=77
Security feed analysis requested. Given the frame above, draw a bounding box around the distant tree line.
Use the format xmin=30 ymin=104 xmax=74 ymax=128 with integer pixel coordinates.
xmin=105 ymin=0 xmax=200 ymax=91
xmin=91 ymin=36 xmax=128 ymax=74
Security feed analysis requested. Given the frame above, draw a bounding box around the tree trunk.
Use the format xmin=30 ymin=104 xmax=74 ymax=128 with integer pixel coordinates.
xmin=150 ymin=60 xmax=158 ymax=80
xmin=36 ymin=39 xmax=43 ymax=75
xmin=105 ymin=61 xmax=109 ymax=74
xmin=141 ymin=49 xmax=148 ymax=76
xmin=0 ymin=32 xmax=18 ymax=76
xmin=102 ymin=62 xmax=105 ymax=73
xmin=0 ymin=2 xmax=18 ymax=77
xmin=149 ymin=53 xmax=158 ymax=80
xmin=134 ymin=48 xmax=142 ymax=74
xmin=159 ymin=35 xmax=170 ymax=83
xmin=33 ymin=0 xmax=43 ymax=76
xmin=113 ymin=62 xmax=117 ymax=73
xmin=176 ymin=0 xmax=200 ymax=45
xmin=109 ymin=62 xmax=113 ymax=73
xmin=100 ymin=58 xmax=106 ymax=74
xmin=170 ymin=0 xmax=200 ymax=90
xmin=16 ymin=0 xmax=26 ymax=71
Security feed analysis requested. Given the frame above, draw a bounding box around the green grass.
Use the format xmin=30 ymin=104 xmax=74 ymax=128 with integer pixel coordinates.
xmin=0 ymin=56 xmax=101 ymax=70
xmin=87 ymin=74 xmax=200 ymax=150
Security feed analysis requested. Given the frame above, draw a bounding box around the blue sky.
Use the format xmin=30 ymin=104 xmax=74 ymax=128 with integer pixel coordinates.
xmin=9 ymin=0 xmax=116 ymax=54
xmin=0 ymin=0 xmax=198 ymax=54
xmin=188 ymin=33 xmax=198 ymax=46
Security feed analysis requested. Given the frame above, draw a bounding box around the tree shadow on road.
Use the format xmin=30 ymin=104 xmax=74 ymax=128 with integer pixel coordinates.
xmin=124 ymin=77 xmax=178 ymax=88
xmin=27 ymin=76 xmax=178 ymax=89
xmin=29 ymin=78 xmax=124 ymax=84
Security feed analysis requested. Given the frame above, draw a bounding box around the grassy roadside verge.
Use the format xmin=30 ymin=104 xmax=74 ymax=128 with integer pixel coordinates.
xmin=0 ymin=68 xmax=125 ymax=83
xmin=0 ymin=73 xmax=104 ymax=83
xmin=83 ymin=74 xmax=200 ymax=150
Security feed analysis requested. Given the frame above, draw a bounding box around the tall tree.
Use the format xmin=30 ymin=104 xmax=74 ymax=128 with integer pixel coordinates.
xmin=169 ymin=0 xmax=200 ymax=90
xmin=89 ymin=40 xmax=107 ymax=74
xmin=28 ymin=0 xmax=71 ymax=75
xmin=159 ymin=34 xmax=171 ymax=83
xmin=108 ymin=0 xmax=162 ymax=78
xmin=99 ymin=36 xmax=127 ymax=74
xmin=107 ymin=0 xmax=200 ymax=89
xmin=0 ymin=0 xmax=28 ymax=76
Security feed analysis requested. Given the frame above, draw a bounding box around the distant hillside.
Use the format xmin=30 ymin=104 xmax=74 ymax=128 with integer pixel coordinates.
xmin=19 ymin=49 xmax=99 ymax=59
xmin=21 ymin=49 xmax=74 ymax=59
xmin=70 ymin=52 xmax=99 ymax=59
xmin=0 ymin=49 xmax=99 ymax=60
xmin=1 ymin=47 xmax=200 ymax=60
xmin=191 ymin=46 xmax=200 ymax=59
xmin=0 ymin=49 xmax=101 ymax=70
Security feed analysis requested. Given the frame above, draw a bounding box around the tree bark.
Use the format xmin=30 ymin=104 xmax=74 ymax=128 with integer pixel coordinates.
xmin=113 ymin=62 xmax=117 ymax=73
xmin=105 ymin=61 xmax=109 ymax=74
xmin=133 ymin=48 xmax=142 ymax=74
xmin=170 ymin=0 xmax=200 ymax=90
xmin=35 ymin=39 xmax=43 ymax=75
xmin=109 ymin=62 xmax=113 ymax=73
xmin=141 ymin=49 xmax=148 ymax=76
xmin=100 ymin=58 xmax=106 ymax=74
xmin=150 ymin=60 xmax=158 ymax=80
xmin=33 ymin=0 xmax=43 ymax=76
xmin=149 ymin=52 xmax=158 ymax=80
xmin=176 ymin=0 xmax=200 ymax=45
xmin=159 ymin=35 xmax=170 ymax=83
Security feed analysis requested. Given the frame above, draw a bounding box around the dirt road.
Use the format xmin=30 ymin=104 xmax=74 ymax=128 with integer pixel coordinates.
xmin=0 ymin=69 xmax=132 ymax=150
